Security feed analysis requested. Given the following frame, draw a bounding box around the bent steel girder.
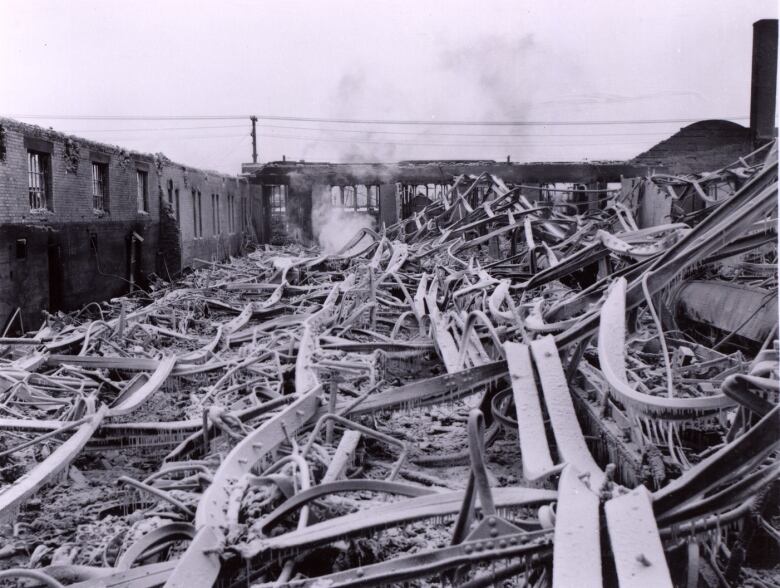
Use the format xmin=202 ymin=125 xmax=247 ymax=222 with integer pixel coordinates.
xmin=162 ymin=387 xmax=322 ymax=588
xmin=503 ymin=342 xmax=557 ymax=483
xmin=240 ymin=487 xmax=557 ymax=559
xmin=605 ymin=485 xmax=673 ymax=588
xmin=0 ymin=401 xmax=107 ymax=524
xmin=254 ymin=479 xmax=437 ymax=537
xmin=552 ymin=466 xmax=601 ymax=588
xmin=652 ymin=404 xmax=780 ymax=516
xmin=250 ymin=529 xmax=554 ymax=587
xmin=557 ymin=164 xmax=778 ymax=348
xmin=598 ymin=277 xmax=736 ymax=418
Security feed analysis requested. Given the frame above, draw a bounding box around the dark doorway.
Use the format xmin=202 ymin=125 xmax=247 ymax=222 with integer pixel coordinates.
xmin=47 ymin=233 xmax=64 ymax=312
xmin=128 ymin=232 xmax=144 ymax=292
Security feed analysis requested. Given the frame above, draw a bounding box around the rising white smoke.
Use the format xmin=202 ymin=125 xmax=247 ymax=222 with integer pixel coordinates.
xmin=312 ymin=195 xmax=375 ymax=255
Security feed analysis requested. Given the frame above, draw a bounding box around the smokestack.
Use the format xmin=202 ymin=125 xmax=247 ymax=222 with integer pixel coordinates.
xmin=750 ymin=19 xmax=778 ymax=147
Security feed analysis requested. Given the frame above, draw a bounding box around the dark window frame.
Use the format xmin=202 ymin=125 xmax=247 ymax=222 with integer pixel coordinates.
xmin=197 ymin=191 xmax=203 ymax=236
xmin=269 ymin=185 xmax=288 ymax=235
xmin=368 ymin=185 xmax=379 ymax=210
xmin=91 ymin=161 xmax=109 ymax=212
xmin=227 ymin=193 xmax=235 ymax=233
xmin=136 ymin=170 xmax=149 ymax=213
xmin=330 ymin=184 xmax=379 ymax=214
xmin=330 ymin=185 xmax=343 ymax=207
xmin=211 ymin=193 xmax=221 ymax=235
xmin=192 ymin=188 xmax=203 ymax=237
xmin=192 ymin=189 xmax=198 ymax=237
xmin=27 ymin=150 xmax=52 ymax=211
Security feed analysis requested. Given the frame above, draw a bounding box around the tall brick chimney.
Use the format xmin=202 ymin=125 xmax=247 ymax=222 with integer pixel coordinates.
xmin=750 ymin=19 xmax=778 ymax=147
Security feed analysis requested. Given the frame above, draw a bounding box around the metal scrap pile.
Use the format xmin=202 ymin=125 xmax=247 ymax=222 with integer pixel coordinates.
xmin=0 ymin=144 xmax=777 ymax=587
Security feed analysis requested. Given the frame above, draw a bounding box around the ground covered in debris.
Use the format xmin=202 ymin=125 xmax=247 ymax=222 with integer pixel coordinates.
xmin=0 ymin=150 xmax=778 ymax=587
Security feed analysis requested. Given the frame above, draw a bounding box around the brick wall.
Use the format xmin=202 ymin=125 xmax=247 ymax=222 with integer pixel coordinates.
xmin=158 ymin=200 xmax=182 ymax=279
xmin=158 ymin=164 xmax=250 ymax=269
xmin=0 ymin=117 xmax=253 ymax=331
xmin=0 ymin=118 xmax=160 ymax=225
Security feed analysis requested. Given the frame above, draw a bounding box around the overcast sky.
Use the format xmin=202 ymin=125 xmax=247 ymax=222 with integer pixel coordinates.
xmin=1 ymin=0 xmax=776 ymax=173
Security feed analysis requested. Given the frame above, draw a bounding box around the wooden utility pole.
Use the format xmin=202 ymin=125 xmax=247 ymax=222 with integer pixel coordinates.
xmin=250 ymin=115 xmax=258 ymax=163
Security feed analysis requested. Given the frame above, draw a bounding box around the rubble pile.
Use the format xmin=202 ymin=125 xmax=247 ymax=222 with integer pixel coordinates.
xmin=0 ymin=144 xmax=777 ymax=587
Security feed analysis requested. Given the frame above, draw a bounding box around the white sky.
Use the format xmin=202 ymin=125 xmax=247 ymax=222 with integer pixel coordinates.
xmin=1 ymin=0 xmax=776 ymax=173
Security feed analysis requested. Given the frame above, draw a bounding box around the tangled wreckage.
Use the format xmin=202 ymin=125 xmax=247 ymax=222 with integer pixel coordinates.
xmin=0 ymin=142 xmax=778 ymax=587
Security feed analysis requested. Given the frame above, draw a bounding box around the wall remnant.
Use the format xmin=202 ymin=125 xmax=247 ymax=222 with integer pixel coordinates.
xmin=0 ymin=117 xmax=253 ymax=331
xmin=62 ymin=137 xmax=80 ymax=174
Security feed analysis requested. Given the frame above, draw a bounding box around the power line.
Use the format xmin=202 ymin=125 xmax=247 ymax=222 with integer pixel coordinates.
xmin=106 ymin=133 xmax=249 ymax=142
xmin=214 ymin=134 xmax=252 ymax=169
xmin=68 ymin=124 xmax=248 ymax=133
xmin=79 ymin=129 xmax=655 ymax=148
xmin=257 ymin=123 xmax=679 ymax=139
xmin=64 ymin=121 xmax=679 ymax=139
xmin=10 ymin=114 xmax=250 ymax=121
xmin=26 ymin=121 xmax=662 ymax=150
xmin=59 ymin=129 xmax=650 ymax=149
xmin=8 ymin=113 xmax=750 ymax=127
xmin=251 ymin=114 xmax=751 ymax=127
xmin=253 ymin=131 xmax=657 ymax=148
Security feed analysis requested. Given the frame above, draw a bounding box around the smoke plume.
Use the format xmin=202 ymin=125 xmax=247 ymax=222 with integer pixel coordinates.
xmin=311 ymin=193 xmax=376 ymax=255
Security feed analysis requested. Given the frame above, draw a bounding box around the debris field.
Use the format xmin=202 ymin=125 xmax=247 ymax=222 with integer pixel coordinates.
xmin=0 ymin=145 xmax=778 ymax=587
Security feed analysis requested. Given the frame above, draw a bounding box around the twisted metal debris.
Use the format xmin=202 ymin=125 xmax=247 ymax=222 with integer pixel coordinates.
xmin=0 ymin=144 xmax=777 ymax=587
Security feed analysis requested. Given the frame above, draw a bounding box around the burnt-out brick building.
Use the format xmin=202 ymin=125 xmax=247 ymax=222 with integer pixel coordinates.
xmin=241 ymin=159 xmax=653 ymax=245
xmin=0 ymin=117 xmax=252 ymax=331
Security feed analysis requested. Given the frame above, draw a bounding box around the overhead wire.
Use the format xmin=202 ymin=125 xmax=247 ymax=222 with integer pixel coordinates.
xmin=9 ymin=112 xmax=750 ymax=161
xmin=9 ymin=113 xmax=750 ymax=153
xmin=8 ymin=113 xmax=751 ymax=126
xmin=251 ymin=131 xmax=662 ymax=148
xmin=33 ymin=126 xmax=659 ymax=159
xmin=251 ymin=114 xmax=751 ymax=127
xmin=259 ymin=124 xmax=688 ymax=138
xmin=36 ymin=123 xmax=666 ymax=149
xmin=67 ymin=124 xmax=248 ymax=133
xmin=39 ymin=127 xmax=655 ymax=148
xmin=213 ymin=134 xmax=252 ymax=169
xmin=89 ymin=133 xmax=249 ymax=142
xmin=66 ymin=121 xmax=688 ymax=139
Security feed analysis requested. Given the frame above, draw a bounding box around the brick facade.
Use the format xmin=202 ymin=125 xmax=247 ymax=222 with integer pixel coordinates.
xmin=0 ymin=121 xmax=160 ymax=225
xmin=158 ymin=163 xmax=248 ymax=269
xmin=0 ymin=117 xmax=252 ymax=332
